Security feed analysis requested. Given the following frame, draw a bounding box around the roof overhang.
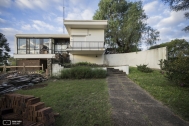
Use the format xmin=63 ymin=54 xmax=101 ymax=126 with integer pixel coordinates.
xmin=15 ymin=34 xmax=70 ymax=38
xmin=64 ymin=20 xmax=108 ymax=35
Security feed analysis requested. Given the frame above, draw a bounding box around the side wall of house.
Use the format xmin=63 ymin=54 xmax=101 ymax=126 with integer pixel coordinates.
xmin=71 ymin=54 xmax=104 ymax=64
xmin=104 ymin=47 xmax=167 ymax=69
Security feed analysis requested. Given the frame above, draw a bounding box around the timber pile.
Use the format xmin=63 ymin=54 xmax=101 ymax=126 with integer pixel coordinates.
xmin=0 ymin=94 xmax=56 ymax=126
xmin=0 ymin=73 xmax=48 ymax=94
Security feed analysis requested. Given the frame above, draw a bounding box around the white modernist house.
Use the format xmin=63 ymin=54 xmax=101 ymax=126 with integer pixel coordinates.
xmin=13 ymin=20 xmax=108 ymax=75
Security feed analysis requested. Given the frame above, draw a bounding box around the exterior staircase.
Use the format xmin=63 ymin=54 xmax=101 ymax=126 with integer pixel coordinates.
xmin=107 ymin=68 xmax=126 ymax=76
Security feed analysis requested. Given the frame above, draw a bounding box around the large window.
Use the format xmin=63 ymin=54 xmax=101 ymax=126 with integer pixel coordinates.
xmin=54 ymin=39 xmax=69 ymax=53
xmin=17 ymin=38 xmax=51 ymax=54
xmin=18 ymin=39 xmax=26 ymax=54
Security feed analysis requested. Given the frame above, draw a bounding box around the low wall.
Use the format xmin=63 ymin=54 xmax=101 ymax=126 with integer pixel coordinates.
xmin=104 ymin=47 xmax=167 ymax=69
xmin=52 ymin=64 xmax=64 ymax=76
xmin=71 ymin=54 xmax=104 ymax=64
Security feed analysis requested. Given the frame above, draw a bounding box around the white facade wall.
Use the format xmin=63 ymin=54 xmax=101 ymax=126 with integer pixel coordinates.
xmin=70 ymin=29 xmax=104 ymax=48
xmin=71 ymin=54 xmax=104 ymax=64
xmin=104 ymin=47 xmax=167 ymax=69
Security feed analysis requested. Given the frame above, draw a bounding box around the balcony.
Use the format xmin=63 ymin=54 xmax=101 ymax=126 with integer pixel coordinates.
xmin=66 ymin=41 xmax=105 ymax=54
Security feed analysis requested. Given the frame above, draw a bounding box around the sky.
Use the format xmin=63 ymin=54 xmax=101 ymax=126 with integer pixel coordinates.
xmin=0 ymin=0 xmax=189 ymax=55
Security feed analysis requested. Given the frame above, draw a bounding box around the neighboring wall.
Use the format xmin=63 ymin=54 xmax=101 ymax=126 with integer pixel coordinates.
xmin=52 ymin=64 xmax=64 ymax=76
xmin=71 ymin=54 xmax=104 ymax=64
xmin=104 ymin=47 xmax=167 ymax=69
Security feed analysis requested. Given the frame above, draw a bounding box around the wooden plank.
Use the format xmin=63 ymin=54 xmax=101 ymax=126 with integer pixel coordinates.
xmin=0 ymin=66 xmax=43 ymax=68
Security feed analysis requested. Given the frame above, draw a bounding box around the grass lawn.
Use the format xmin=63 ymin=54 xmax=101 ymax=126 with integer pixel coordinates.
xmin=128 ymin=67 xmax=189 ymax=121
xmin=16 ymin=79 xmax=112 ymax=126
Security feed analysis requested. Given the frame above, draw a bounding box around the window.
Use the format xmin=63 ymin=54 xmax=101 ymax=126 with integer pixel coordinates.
xmin=54 ymin=39 xmax=69 ymax=53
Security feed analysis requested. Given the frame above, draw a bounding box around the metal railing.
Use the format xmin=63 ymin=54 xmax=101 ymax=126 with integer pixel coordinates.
xmin=67 ymin=41 xmax=105 ymax=50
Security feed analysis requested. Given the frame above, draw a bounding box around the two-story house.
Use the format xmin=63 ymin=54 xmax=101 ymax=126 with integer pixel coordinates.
xmin=13 ymin=20 xmax=108 ymax=75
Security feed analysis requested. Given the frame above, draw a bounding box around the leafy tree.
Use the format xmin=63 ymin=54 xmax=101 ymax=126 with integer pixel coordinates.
xmin=93 ymin=0 xmax=159 ymax=53
xmin=8 ymin=57 xmax=16 ymax=66
xmin=149 ymin=39 xmax=189 ymax=59
xmin=0 ymin=33 xmax=11 ymax=65
xmin=162 ymin=0 xmax=189 ymax=32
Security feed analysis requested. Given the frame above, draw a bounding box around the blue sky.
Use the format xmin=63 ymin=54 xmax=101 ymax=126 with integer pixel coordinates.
xmin=0 ymin=0 xmax=188 ymax=55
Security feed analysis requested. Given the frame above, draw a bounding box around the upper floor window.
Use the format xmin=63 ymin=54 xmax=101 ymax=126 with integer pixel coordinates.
xmin=17 ymin=38 xmax=51 ymax=54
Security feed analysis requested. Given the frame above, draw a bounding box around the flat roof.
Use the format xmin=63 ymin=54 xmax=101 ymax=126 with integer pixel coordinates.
xmin=64 ymin=20 xmax=108 ymax=34
xmin=15 ymin=34 xmax=70 ymax=38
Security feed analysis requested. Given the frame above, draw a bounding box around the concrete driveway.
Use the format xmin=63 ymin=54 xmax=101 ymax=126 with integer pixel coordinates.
xmin=107 ymin=68 xmax=189 ymax=126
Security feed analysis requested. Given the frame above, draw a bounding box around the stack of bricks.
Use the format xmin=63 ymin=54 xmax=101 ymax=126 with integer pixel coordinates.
xmin=0 ymin=93 xmax=55 ymax=126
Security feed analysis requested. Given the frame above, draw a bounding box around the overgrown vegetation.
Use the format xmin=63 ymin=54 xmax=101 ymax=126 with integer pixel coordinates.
xmin=16 ymin=79 xmax=112 ymax=126
xmin=159 ymin=57 xmax=189 ymax=86
xmin=128 ymin=67 xmax=189 ymax=121
xmin=150 ymin=39 xmax=189 ymax=86
xmin=63 ymin=62 xmax=107 ymax=68
xmin=60 ymin=66 xmax=107 ymax=79
xmin=149 ymin=39 xmax=189 ymax=58
xmin=136 ymin=64 xmax=153 ymax=73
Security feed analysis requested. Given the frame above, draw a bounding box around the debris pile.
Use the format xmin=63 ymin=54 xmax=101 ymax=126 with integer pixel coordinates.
xmin=0 ymin=72 xmax=48 ymax=94
xmin=0 ymin=93 xmax=56 ymax=126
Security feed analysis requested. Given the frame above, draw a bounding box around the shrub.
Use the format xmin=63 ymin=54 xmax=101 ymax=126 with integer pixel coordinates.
xmin=159 ymin=57 xmax=189 ymax=86
xmin=60 ymin=66 xmax=107 ymax=79
xmin=61 ymin=69 xmax=71 ymax=79
xmin=137 ymin=64 xmax=153 ymax=73
xmin=92 ymin=68 xmax=107 ymax=78
xmin=63 ymin=62 xmax=107 ymax=68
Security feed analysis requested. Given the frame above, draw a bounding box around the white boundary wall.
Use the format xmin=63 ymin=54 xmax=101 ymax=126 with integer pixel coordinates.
xmin=71 ymin=54 xmax=104 ymax=64
xmin=104 ymin=47 xmax=167 ymax=69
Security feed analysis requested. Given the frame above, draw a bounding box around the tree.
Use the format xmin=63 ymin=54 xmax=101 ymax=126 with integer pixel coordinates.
xmin=93 ymin=0 xmax=159 ymax=53
xmin=162 ymin=0 xmax=189 ymax=32
xmin=149 ymin=39 xmax=189 ymax=59
xmin=0 ymin=33 xmax=11 ymax=65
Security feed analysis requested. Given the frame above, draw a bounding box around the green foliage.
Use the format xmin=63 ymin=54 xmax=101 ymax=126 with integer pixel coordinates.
xmin=149 ymin=39 xmax=189 ymax=59
xmin=137 ymin=64 xmax=153 ymax=73
xmin=128 ymin=67 xmax=189 ymax=121
xmin=93 ymin=0 xmax=159 ymax=53
xmin=37 ymin=70 xmax=45 ymax=74
xmin=159 ymin=57 xmax=189 ymax=86
xmin=60 ymin=66 xmax=107 ymax=79
xmin=16 ymin=79 xmax=112 ymax=126
xmin=63 ymin=62 xmax=107 ymax=68
xmin=0 ymin=33 xmax=11 ymax=65
xmin=162 ymin=0 xmax=189 ymax=32
xmin=8 ymin=57 xmax=16 ymax=66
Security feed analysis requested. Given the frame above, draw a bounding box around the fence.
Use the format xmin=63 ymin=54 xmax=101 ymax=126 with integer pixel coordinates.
xmin=0 ymin=63 xmax=44 ymax=73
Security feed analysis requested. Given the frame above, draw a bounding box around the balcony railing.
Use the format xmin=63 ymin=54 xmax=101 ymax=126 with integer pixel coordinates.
xmin=67 ymin=41 xmax=105 ymax=50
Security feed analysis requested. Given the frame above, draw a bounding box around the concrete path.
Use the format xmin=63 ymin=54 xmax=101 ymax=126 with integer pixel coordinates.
xmin=107 ymin=68 xmax=189 ymax=126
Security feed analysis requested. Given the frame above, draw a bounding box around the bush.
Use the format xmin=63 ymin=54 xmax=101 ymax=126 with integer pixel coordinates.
xmin=159 ymin=57 xmax=189 ymax=86
xmin=137 ymin=64 xmax=153 ymax=73
xmin=60 ymin=66 xmax=107 ymax=79
xmin=63 ymin=62 xmax=107 ymax=68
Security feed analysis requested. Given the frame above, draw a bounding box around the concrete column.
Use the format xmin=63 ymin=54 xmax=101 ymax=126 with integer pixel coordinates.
xmin=47 ymin=58 xmax=52 ymax=76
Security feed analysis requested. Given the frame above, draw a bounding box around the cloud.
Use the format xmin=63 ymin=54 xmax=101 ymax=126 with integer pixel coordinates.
xmin=143 ymin=1 xmax=159 ymax=14
xmin=81 ymin=9 xmax=94 ymax=20
xmin=15 ymin=0 xmax=49 ymax=10
xmin=21 ymin=24 xmax=31 ymax=30
xmin=0 ymin=0 xmax=11 ymax=8
xmin=55 ymin=17 xmax=63 ymax=24
xmin=0 ymin=18 xmax=6 ymax=23
xmin=147 ymin=16 xmax=162 ymax=26
xmin=66 ymin=8 xmax=93 ymax=20
xmin=157 ymin=11 xmax=187 ymax=28
xmin=32 ymin=20 xmax=55 ymax=31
